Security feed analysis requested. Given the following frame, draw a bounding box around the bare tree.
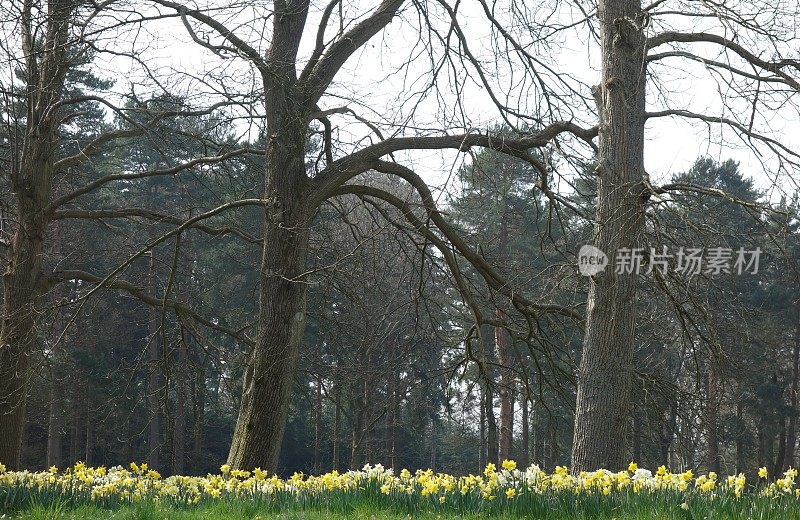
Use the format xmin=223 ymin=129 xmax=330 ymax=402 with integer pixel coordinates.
xmin=0 ymin=0 xmax=263 ymax=468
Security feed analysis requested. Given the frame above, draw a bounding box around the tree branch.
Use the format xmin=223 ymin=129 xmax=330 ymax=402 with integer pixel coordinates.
xmin=47 ymin=269 xmax=254 ymax=347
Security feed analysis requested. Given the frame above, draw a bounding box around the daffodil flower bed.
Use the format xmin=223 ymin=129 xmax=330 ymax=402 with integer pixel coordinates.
xmin=2 ymin=460 xmax=800 ymax=518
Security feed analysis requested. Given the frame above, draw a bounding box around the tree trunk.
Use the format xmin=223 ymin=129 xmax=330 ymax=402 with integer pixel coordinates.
xmin=147 ymin=252 xmax=162 ymax=470
xmin=47 ymin=362 xmax=64 ymax=469
xmin=386 ymin=362 xmax=399 ymax=471
xmin=0 ymin=0 xmax=73 ymax=470
xmin=496 ymin=210 xmax=514 ymax=462
xmin=571 ymin=0 xmax=647 ymax=473
xmin=632 ymin=405 xmax=642 ymax=464
xmin=191 ymin=357 xmax=206 ymax=474
xmin=784 ymin=312 xmax=800 ymax=470
xmin=85 ymin=394 xmax=94 ymax=465
xmin=706 ymin=365 xmax=721 ymax=473
xmin=314 ymin=374 xmax=322 ymax=474
xmin=521 ymin=392 xmax=530 ymax=467
xmin=660 ymin=403 xmax=677 ymax=467
xmin=333 ymin=397 xmax=340 ymax=472
xmin=736 ymin=400 xmax=745 ymax=474
xmin=173 ymin=327 xmax=188 ymax=475
xmin=485 ymin=383 xmax=499 ymax=466
xmin=496 ymin=316 xmax=514 ymax=461
xmin=479 ymin=386 xmax=486 ymax=471
xmin=226 ymin=109 xmax=311 ymax=470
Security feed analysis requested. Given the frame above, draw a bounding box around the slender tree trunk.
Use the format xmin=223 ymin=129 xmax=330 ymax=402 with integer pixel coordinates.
xmin=784 ymin=313 xmax=800 ymax=470
xmin=479 ymin=386 xmax=486 ymax=471
xmin=147 ymin=252 xmax=162 ymax=470
xmin=173 ymin=328 xmax=188 ymax=475
xmin=496 ymin=316 xmax=514 ymax=461
xmin=191 ymin=358 xmax=206 ymax=474
xmin=85 ymin=394 xmax=94 ymax=465
xmin=46 ymin=378 xmax=63 ymax=469
xmin=660 ymin=404 xmax=677 ymax=467
xmin=386 ymin=363 xmax=398 ymax=471
xmin=333 ymin=397 xmax=340 ymax=472
xmin=736 ymin=400 xmax=745 ymax=474
xmin=496 ymin=210 xmax=514 ymax=462
xmin=706 ymin=366 xmax=721 ymax=473
xmin=571 ymin=0 xmax=647 ymax=472
xmin=632 ymin=405 xmax=642 ymax=464
xmin=521 ymin=392 xmax=530 ymax=467
xmin=485 ymin=383 xmax=499 ymax=466
xmin=314 ymin=374 xmax=322 ymax=474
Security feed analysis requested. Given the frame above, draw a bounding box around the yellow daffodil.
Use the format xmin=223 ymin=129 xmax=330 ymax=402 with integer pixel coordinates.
xmin=502 ymin=459 xmax=517 ymax=471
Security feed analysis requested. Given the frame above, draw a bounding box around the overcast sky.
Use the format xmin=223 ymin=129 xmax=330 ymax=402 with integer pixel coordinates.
xmin=25 ymin=0 xmax=800 ymax=201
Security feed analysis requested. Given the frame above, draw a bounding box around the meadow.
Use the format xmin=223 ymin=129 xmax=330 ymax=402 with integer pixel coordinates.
xmin=4 ymin=460 xmax=800 ymax=518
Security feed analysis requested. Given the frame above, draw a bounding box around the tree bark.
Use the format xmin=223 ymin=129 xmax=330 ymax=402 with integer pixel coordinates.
xmin=485 ymin=382 xmax=499 ymax=466
xmin=479 ymin=386 xmax=486 ymax=471
xmin=0 ymin=0 xmax=73 ymax=470
xmin=736 ymin=399 xmax=745 ymax=474
xmin=226 ymin=105 xmax=311 ymax=470
xmin=496 ymin=316 xmax=514 ymax=461
xmin=173 ymin=327 xmax=188 ymax=475
xmin=521 ymin=392 xmax=530 ymax=467
xmin=147 ymin=252 xmax=162 ymax=470
xmin=784 ymin=311 xmax=800 ymax=470
xmin=190 ymin=356 xmax=206 ymax=474
xmin=46 ymin=376 xmax=63 ymax=469
xmin=571 ymin=0 xmax=647 ymax=473
xmin=706 ymin=364 xmax=721 ymax=474
xmin=496 ymin=210 xmax=514 ymax=462
xmin=632 ymin=405 xmax=642 ymax=464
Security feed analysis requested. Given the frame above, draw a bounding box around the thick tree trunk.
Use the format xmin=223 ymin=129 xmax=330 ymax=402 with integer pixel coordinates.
xmin=0 ymin=192 xmax=49 ymax=470
xmin=0 ymin=0 xmax=72 ymax=470
xmin=571 ymin=0 xmax=647 ymax=473
xmin=226 ymin=107 xmax=311 ymax=469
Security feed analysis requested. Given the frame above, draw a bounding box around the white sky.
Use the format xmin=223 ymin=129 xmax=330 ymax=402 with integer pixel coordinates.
xmin=71 ymin=0 xmax=800 ymax=201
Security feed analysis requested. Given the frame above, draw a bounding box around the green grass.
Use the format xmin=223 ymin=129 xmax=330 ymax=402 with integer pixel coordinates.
xmin=7 ymin=496 xmax=800 ymax=520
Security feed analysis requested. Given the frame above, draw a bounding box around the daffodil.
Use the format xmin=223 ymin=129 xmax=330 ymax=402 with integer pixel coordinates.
xmin=502 ymin=459 xmax=517 ymax=471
